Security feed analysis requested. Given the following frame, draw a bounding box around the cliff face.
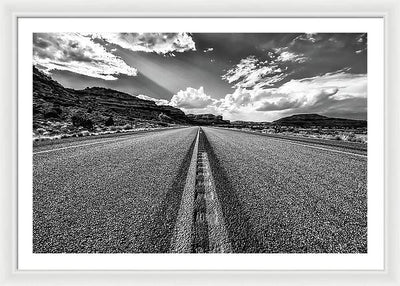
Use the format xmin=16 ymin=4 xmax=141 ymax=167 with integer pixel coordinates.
xmin=186 ymin=113 xmax=230 ymax=125
xmin=33 ymin=66 xmax=189 ymax=136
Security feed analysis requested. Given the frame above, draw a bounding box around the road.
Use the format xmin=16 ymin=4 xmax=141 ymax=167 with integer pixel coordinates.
xmin=33 ymin=126 xmax=367 ymax=253
xmin=201 ymin=127 xmax=367 ymax=253
xmin=33 ymin=127 xmax=198 ymax=253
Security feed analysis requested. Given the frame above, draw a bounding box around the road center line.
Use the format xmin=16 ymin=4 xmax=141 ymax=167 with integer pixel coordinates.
xmin=202 ymin=152 xmax=232 ymax=253
xmin=170 ymin=128 xmax=200 ymax=253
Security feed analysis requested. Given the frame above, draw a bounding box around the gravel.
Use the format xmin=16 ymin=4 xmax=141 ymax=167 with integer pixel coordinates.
xmin=202 ymin=127 xmax=367 ymax=253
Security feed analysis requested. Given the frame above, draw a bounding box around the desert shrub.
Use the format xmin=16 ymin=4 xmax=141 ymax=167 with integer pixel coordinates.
xmin=36 ymin=128 xmax=46 ymax=135
xmin=122 ymin=124 xmax=132 ymax=130
xmin=43 ymin=105 xmax=62 ymax=119
xmin=105 ymin=116 xmax=114 ymax=126
xmin=78 ymin=131 xmax=90 ymax=137
xmin=71 ymin=112 xmax=94 ymax=130
xmin=44 ymin=110 xmax=59 ymax=119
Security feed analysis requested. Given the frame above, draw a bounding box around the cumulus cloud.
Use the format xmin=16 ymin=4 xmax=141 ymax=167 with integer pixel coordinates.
xmin=33 ymin=33 xmax=137 ymax=80
xmin=222 ymin=71 xmax=366 ymax=120
xmin=136 ymin=94 xmax=170 ymax=106
xmin=278 ymin=70 xmax=366 ymax=100
xmin=170 ymin=87 xmax=217 ymax=109
xmin=255 ymin=88 xmax=338 ymax=111
xmin=174 ymin=71 xmax=367 ymax=121
xmin=87 ymin=33 xmax=196 ymax=55
xmin=256 ymin=98 xmax=303 ymax=111
xmin=135 ymin=69 xmax=366 ymax=121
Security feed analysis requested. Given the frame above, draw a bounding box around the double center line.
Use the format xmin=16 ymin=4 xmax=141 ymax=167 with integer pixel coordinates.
xmin=170 ymin=128 xmax=231 ymax=253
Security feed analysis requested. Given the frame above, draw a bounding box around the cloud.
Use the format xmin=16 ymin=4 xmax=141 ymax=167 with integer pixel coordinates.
xmin=173 ymin=71 xmax=366 ymax=121
xmin=278 ymin=70 xmax=366 ymax=100
xmin=256 ymin=98 xmax=303 ymax=111
xmin=87 ymin=33 xmax=196 ymax=55
xmin=203 ymin=47 xmax=214 ymax=52
xmin=291 ymin=33 xmax=321 ymax=44
xmin=222 ymin=48 xmax=308 ymax=91
xmin=220 ymin=43 xmax=367 ymax=121
xmin=33 ymin=33 xmax=137 ymax=80
xmin=222 ymin=55 xmax=288 ymax=90
xmin=255 ymin=88 xmax=338 ymax=111
xmin=169 ymin=87 xmax=217 ymax=109
xmin=274 ymin=48 xmax=308 ymax=63
xmin=134 ymin=69 xmax=366 ymax=121
xmin=221 ymin=71 xmax=366 ymax=120
xmin=354 ymin=33 xmax=367 ymax=54
xmin=136 ymin=94 xmax=170 ymax=106
xmin=289 ymin=33 xmax=368 ymax=56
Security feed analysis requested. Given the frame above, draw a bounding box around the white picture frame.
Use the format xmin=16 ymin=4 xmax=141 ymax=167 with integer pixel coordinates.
xmin=1 ymin=0 xmax=399 ymax=285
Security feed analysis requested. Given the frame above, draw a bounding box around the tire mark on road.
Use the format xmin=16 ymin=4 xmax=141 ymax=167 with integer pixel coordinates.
xmin=144 ymin=133 xmax=197 ymax=253
xmin=170 ymin=128 xmax=200 ymax=253
xmin=200 ymin=151 xmax=232 ymax=253
xmin=202 ymin=131 xmax=264 ymax=253
xmin=33 ymin=136 xmax=143 ymax=155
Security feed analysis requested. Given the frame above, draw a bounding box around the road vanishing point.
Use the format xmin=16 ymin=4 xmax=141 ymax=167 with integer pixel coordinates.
xmin=33 ymin=126 xmax=367 ymax=253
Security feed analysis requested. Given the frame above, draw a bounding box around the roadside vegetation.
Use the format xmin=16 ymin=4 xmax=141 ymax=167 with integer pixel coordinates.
xmin=33 ymin=108 xmax=177 ymax=143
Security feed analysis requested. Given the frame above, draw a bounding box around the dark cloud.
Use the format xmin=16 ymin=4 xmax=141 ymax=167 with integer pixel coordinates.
xmin=279 ymin=96 xmax=367 ymax=120
xmin=256 ymin=98 xmax=302 ymax=111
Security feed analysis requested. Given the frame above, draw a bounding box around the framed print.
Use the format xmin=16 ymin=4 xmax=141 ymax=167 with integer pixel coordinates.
xmin=17 ymin=17 xmax=384 ymax=271
xmin=1 ymin=0 xmax=399 ymax=285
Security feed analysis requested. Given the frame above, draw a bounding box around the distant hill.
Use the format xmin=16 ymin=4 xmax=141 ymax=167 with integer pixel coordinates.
xmin=272 ymin=114 xmax=367 ymax=128
xmin=33 ymin=66 xmax=189 ymax=136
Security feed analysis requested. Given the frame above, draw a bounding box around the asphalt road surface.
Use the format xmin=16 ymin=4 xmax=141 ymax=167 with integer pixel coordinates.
xmin=33 ymin=127 xmax=198 ymax=253
xmin=33 ymin=126 xmax=367 ymax=253
xmin=201 ymin=127 xmax=367 ymax=253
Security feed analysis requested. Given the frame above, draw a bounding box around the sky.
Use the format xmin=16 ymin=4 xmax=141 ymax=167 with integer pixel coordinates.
xmin=33 ymin=32 xmax=367 ymax=122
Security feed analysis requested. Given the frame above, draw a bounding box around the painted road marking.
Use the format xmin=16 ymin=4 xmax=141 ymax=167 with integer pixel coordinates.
xmin=170 ymin=128 xmax=200 ymax=253
xmin=170 ymin=127 xmax=232 ymax=253
xmin=202 ymin=152 xmax=231 ymax=253
xmin=217 ymin=127 xmax=367 ymax=158
xmin=33 ymin=136 xmax=137 ymax=155
xmin=268 ymin=138 xmax=367 ymax=158
xmin=192 ymin=150 xmax=209 ymax=253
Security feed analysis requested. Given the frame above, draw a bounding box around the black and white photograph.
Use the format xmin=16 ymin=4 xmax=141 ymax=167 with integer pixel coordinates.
xmin=30 ymin=30 xmax=370 ymax=255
